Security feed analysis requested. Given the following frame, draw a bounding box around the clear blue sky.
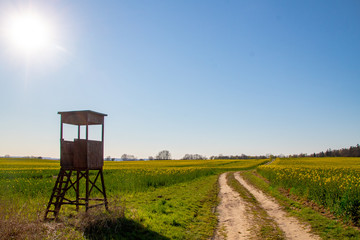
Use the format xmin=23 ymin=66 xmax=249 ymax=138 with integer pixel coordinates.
xmin=0 ymin=0 xmax=359 ymax=159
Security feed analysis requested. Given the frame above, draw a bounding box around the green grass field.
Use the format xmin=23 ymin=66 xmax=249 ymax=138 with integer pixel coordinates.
xmin=0 ymin=158 xmax=267 ymax=239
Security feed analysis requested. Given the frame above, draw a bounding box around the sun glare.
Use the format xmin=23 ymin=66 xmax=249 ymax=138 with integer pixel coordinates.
xmin=4 ymin=10 xmax=53 ymax=55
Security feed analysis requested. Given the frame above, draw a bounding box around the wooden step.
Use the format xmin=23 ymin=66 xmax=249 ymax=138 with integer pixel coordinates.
xmin=53 ymin=195 xmax=64 ymax=198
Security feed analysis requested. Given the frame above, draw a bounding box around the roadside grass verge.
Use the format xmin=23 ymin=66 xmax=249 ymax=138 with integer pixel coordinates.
xmin=226 ymin=172 xmax=285 ymax=240
xmin=241 ymin=170 xmax=360 ymax=240
xmin=119 ymin=175 xmax=219 ymax=239
xmin=58 ymin=174 xmax=219 ymax=239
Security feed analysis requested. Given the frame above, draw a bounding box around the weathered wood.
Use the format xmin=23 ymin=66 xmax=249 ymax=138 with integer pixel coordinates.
xmin=86 ymin=170 xmax=89 ymax=212
xmin=58 ymin=110 xmax=106 ymax=170
xmin=74 ymin=139 xmax=88 ymax=169
xmin=88 ymin=203 xmax=106 ymax=209
xmin=44 ymin=169 xmax=72 ymax=220
xmin=60 ymin=140 xmax=74 ymax=168
xmin=72 ymin=139 xmax=103 ymax=169
xmin=88 ymin=140 xmax=103 ymax=169
xmin=58 ymin=110 xmax=107 ymax=125
xmin=100 ymin=169 xmax=109 ymax=210
xmin=44 ymin=169 xmax=108 ymax=220
xmin=45 ymin=110 xmax=109 ymax=220
xmin=76 ymin=171 xmax=80 ymax=211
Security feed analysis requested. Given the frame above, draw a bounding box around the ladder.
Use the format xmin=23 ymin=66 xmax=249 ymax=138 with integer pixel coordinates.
xmin=44 ymin=169 xmax=72 ymax=220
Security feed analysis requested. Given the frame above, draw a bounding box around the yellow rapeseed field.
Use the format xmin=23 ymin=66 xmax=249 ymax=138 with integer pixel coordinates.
xmin=258 ymin=157 xmax=360 ymax=224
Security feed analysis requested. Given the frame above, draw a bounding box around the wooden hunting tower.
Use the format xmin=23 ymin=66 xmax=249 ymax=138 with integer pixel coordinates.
xmin=45 ymin=110 xmax=108 ymax=220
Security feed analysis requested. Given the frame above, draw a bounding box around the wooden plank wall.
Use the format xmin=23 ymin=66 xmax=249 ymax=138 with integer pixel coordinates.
xmin=60 ymin=141 xmax=74 ymax=168
xmin=88 ymin=140 xmax=103 ymax=169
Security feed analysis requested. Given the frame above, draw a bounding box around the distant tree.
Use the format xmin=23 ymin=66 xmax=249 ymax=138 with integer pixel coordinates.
xmin=121 ymin=154 xmax=136 ymax=161
xmin=182 ymin=154 xmax=207 ymax=160
xmin=325 ymin=149 xmax=332 ymax=157
xmin=156 ymin=150 xmax=171 ymax=160
xmin=148 ymin=156 xmax=154 ymax=160
xmin=209 ymin=153 xmax=267 ymax=160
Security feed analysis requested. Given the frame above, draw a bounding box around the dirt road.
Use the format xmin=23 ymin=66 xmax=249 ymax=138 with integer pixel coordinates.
xmin=213 ymin=173 xmax=252 ymax=240
xmin=213 ymin=172 xmax=320 ymax=240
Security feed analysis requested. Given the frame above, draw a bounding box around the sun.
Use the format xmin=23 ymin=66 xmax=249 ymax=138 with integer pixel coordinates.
xmin=4 ymin=10 xmax=53 ymax=55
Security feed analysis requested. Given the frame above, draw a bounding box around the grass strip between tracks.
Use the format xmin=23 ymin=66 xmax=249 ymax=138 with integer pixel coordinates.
xmin=226 ymin=172 xmax=285 ymax=240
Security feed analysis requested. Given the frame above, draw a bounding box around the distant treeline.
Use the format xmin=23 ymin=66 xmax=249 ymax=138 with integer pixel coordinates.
xmin=210 ymin=144 xmax=360 ymax=160
xmin=288 ymin=144 xmax=360 ymax=158
xmin=209 ymin=154 xmax=268 ymax=160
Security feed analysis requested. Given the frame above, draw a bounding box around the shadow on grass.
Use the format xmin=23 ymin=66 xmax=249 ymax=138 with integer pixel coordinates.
xmin=83 ymin=217 xmax=170 ymax=240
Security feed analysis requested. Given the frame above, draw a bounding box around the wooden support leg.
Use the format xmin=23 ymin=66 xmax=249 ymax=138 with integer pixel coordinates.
xmin=85 ymin=170 xmax=89 ymax=212
xmin=45 ymin=168 xmax=108 ymax=219
xmin=76 ymin=171 xmax=80 ymax=211
xmin=100 ymin=169 xmax=109 ymax=211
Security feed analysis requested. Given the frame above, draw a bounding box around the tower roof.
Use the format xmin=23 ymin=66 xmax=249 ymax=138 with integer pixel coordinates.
xmin=58 ymin=110 xmax=107 ymax=125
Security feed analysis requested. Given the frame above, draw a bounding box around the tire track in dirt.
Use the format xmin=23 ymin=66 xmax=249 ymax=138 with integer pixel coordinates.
xmin=213 ymin=173 xmax=253 ymax=240
xmin=234 ymin=172 xmax=320 ymax=240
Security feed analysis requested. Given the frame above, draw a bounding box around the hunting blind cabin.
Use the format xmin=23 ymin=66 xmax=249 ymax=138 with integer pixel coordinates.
xmin=44 ymin=110 xmax=108 ymax=220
